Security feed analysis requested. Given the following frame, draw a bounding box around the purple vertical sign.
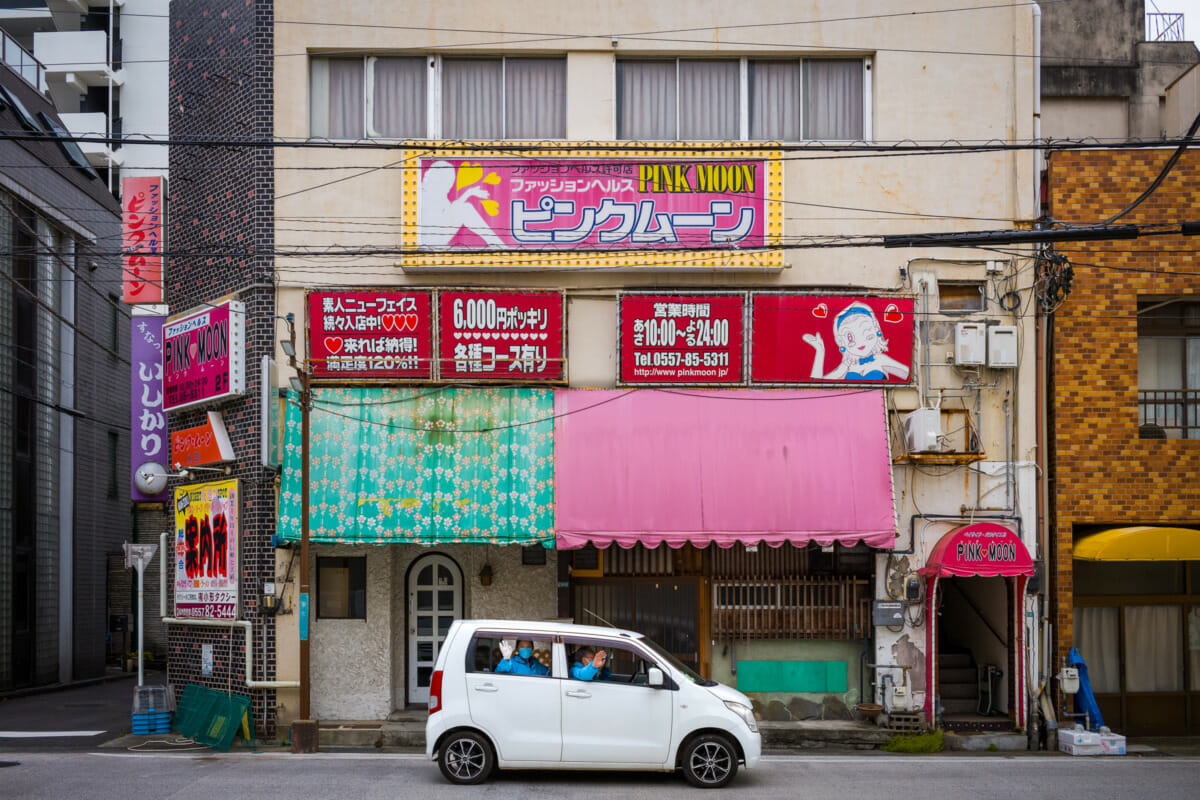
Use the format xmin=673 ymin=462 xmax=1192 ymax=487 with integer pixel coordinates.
xmin=132 ymin=312 xmax=168 ymax=500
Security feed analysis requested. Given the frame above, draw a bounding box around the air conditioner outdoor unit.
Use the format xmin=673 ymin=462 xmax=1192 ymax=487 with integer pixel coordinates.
xmin=903 ymin=408 xmax=944 ymax=452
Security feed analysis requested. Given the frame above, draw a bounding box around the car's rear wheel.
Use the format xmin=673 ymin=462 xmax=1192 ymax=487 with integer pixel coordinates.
xmin=681 ymin=733 xmax=738 ymax=788
xmin=438 ymin=730 xmax=494 ymax=785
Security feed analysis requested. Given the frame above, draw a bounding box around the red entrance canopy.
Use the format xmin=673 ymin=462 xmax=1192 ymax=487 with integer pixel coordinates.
xmin=919 ymin=522 xmax=1034 ymax=578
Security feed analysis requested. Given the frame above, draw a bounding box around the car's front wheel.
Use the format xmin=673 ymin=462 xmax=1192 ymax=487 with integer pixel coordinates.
xmin=681 ymin=733 xmax=739 ymax=788
xmin=438 ymin=730 xmax=494 ymax=785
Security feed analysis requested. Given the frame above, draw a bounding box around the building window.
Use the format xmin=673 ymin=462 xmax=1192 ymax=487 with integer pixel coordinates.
xmin=107 ymin=430 xmax=119 ymax=498
xmin=1137 ymin=298 xmax=1200 ymax=439
xmin=617 ymin=57 xmax=867 ymax=141
xmin=310 ymin=55 xmax=566 ymax=140
xmin=938 ymin=281 xmax=985 ymax=313
xmin=108 ymin=293 xmax=120 ymax=353
xmin=317 ymin=556 xmax=367 ymax=619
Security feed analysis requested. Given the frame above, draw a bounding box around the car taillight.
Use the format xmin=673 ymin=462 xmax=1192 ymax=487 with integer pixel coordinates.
xmin=428 ymin=669 xmax=443 ymax=714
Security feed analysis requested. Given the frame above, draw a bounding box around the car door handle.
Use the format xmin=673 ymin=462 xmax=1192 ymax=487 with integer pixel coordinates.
xmin=474 ymin=683 xmax=499 ymax=693
xmin=565 ymin=689 xmax=591 ymax=699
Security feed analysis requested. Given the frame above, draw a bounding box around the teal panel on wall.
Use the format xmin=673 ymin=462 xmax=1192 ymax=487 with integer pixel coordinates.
xmin=734 ymin=660 xmax=847 ymax=693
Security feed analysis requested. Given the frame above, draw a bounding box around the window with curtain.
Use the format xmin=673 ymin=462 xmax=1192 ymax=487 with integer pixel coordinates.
xmin=311 ymin=55 xmax=564 ymax=140
xmin=1123 ymin=605 xmax=1183 ymax=692
xmin=619 ymin=57 xmax=865 ymax=142
xmin=1137 ymin=299 xmax=1200 ymax=439
xmin=1074 ymin=606 xmax=1120 ymax=694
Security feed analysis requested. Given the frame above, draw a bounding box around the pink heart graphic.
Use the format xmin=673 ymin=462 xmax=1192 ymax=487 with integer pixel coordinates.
xmin=812 ymin=303 xmax=829 ymax=319
xmin=324 ymin=336 xmax=344 ymax=354
xmin=188 ymin=341 xmax=199 ymax=362
xmin=883 ymin=303 xmax=904 ymax=324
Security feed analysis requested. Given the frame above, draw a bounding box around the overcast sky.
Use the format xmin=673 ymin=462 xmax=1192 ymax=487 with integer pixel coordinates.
xmin=1146 ymin=0 xmax=1199 ymax=41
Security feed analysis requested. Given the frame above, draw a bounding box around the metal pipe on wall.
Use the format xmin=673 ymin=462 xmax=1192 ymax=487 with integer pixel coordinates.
xmin=158 ymin=531 xmax=298 ymax=690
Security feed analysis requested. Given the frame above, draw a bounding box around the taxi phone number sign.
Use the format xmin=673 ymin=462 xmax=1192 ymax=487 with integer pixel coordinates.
xmin=619 ymin=294 xmax=745 ymax=385
xmin=438 ymin=290 xmax=565 ymax=382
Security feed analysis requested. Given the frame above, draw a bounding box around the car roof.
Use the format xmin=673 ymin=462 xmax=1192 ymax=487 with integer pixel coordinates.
xmin=456 ymin=619 xmax=644 ymax=640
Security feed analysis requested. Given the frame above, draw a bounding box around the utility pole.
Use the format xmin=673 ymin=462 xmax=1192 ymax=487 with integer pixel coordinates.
xmin=281 ymin=313 xmax=317 ymax=752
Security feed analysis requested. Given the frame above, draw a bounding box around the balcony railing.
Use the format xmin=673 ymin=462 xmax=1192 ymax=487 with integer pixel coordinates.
xmin=1148 ymin=12 xmax=1185 ymax=42
xmin=1138 ymin=389 xmax=1200 ymax=439
xmin=0 ymin=30 xmax=46 ymax=92
xmin=711 ymin=576 xmax=871 ymax=640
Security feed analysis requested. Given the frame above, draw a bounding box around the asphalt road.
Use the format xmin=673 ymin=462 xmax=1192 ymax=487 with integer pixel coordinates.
xmin=2 ymin=750 xmax=1199 ymax=800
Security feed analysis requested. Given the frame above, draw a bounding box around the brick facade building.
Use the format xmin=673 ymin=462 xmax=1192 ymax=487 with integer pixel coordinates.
xmin=1047 ymin=148 xmax=1200 ymax=736
xmin=165 ymin=0 xmax=281 ymax=735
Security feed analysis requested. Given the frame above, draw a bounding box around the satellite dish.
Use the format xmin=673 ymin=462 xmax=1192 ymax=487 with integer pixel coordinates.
xmin=134 ymin=461 xmax=170 ymax=495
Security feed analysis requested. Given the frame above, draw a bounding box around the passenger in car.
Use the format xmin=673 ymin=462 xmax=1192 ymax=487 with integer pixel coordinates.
xmin=570 ymin=646 xmax=611 ymax=681
xmin=495 ymin=639 xmax=550 ymax=676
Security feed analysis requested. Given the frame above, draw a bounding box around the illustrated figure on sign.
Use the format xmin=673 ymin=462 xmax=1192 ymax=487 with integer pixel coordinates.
xmin=420 ymin=160 xmax=503 ymax=248
xmin=801 ymin=301 xmax=910 ymax=381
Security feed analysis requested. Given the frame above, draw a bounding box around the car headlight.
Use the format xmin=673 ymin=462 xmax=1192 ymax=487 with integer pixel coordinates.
xmin=724 ymin=700 xmax=758 ymax=733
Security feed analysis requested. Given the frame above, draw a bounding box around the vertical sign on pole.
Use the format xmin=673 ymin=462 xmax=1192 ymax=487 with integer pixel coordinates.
xmin=121 ymin=176 xmax=165 ymax=304
xmin=131 ymin=306 xmax=168 ymax=500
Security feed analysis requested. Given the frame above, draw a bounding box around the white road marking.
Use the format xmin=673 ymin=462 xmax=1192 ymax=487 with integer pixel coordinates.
xmin=0 ymin=731 xmax=105 ymax=738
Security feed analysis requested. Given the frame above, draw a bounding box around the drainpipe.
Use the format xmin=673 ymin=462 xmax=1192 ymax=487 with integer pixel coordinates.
xmin=159 ymin=531 xmax=298 ymax=689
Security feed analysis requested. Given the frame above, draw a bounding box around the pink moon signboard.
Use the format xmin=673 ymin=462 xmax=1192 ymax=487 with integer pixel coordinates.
xmin=162 ymin=299 xmax=246 ymax=413
xmin=416 ymin=158 xmax=766 ymax=250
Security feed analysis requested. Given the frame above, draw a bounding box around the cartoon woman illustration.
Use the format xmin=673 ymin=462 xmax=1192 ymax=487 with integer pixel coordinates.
xmin=801 ymin=301 xmax=910 ymax=381
xmin=419 ymin=160 xmax=503 ymax=248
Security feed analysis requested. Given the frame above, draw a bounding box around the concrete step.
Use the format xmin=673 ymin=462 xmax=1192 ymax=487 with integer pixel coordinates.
xmin=940 ymin=668 xmax=976 ymax=684
xmin=938 ymin=652 xmax=973 ymax=669
xmin=944 ymin=732 xmax=1028 ymax=751
xmin=940 ymin=682 xmax=978 ymax=699
xmin=942 ymin=698 xmax=979 ymax=714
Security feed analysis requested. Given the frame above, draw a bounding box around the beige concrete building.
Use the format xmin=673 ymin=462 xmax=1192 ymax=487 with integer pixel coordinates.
xmin=171 ymin=0 xmax=1044 ymax=736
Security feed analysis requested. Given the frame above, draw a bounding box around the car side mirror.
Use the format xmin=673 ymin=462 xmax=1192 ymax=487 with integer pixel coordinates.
xmin=648 ymin=667 xmax=664 ymax=687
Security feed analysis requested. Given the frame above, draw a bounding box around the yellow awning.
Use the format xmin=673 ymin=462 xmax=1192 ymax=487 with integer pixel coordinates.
xmin=1073 ymin=526 xmax=1200 ymax=561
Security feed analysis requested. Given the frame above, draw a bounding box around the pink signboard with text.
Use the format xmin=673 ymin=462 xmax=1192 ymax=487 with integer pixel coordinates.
xmin=438 ymin=290 xmax=565 ymax=382
xmin=163 ymin=299 xmax=246 ymax=412
xmin=750 ymin=294 xmax=915 ymax=385
xmin=121 ymin=176 xmax=164 ymax=304
xmin=417 ymin=158 xmax=766 ymax=250
xmin=308 ymin=290 xmax=434 ymax=381
xmin=619 ymin=294 xmax=745 ymax=385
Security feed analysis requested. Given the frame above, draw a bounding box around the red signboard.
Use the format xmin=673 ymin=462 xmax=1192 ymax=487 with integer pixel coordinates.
xmin=308 ymin=290 xmax=434 ymax=380
xmin=171 ymin=410 xmax=235 ymax=468
xmin=121 ymin=176 xmax=164 ymax=304
xmin=438 ymin=290 xmax=565 ymax=382
xmin=750 ymin=294 xmax=915 ymax=385
xmin=619 ymin=294 xmax=745 ymax=385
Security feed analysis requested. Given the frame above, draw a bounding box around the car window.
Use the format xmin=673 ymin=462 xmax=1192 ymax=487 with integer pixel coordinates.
xmin=565 ymin=639 xmax=657 ymax=685
xmin=467 ymin=634 xmax=553 ymax=677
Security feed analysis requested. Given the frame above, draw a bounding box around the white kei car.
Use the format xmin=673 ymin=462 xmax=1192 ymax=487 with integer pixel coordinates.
xmin=425 ymin=619 xmax=761 ymax=788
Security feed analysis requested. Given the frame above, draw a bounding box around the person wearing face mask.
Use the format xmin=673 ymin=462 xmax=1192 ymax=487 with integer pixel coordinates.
xmin=570 ymin=646 xmax=612 ymax=681
xmin=495 ymin=639 xmax=550 ymax=676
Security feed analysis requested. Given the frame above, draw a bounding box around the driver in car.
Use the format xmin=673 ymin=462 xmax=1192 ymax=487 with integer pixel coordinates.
xmin=570 ymin=646 xmax=612 ymax=681
xmin=495 ymin=639 xmax=550 ymax=676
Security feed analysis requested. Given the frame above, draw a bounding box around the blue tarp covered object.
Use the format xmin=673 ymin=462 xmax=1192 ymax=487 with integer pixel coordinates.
xmin=1068 ymin=646 xmax=1105 ymax=731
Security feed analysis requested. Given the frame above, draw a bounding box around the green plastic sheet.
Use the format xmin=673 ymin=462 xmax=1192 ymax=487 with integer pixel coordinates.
xmin=278 ymin=387 xmax=555 ymax=546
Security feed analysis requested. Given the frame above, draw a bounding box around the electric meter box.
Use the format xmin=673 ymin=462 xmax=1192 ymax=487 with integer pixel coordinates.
xmin=955 ymin=322 xmax=987 ymax=365
xmin=988 ymin=325 xmax=1018 ymax=368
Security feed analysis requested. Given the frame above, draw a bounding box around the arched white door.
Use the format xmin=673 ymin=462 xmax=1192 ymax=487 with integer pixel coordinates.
xmin=407 ymin=554 xmax=462 ymax=705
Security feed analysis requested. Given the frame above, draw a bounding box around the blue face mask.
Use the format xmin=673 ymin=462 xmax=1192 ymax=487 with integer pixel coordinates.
xmin=518 ymin=647 xmax=533 ymax=660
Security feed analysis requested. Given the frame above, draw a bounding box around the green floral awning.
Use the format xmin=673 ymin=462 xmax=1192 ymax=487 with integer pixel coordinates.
xmin=278 ymin=387 xmax=555 ymax=546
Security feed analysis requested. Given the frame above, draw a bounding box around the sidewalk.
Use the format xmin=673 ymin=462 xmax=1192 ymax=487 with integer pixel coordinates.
xmin=6 ymin=675 xmax=1200 ymax=758
xmin=0 ymin=670 xmax=144 ymax=750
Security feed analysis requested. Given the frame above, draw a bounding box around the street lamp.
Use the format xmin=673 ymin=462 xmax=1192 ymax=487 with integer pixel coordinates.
xmin=281 ymin=313 xmax=317 ymax=752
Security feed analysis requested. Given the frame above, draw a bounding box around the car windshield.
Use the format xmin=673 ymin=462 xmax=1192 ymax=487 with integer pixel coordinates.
xmin=637 ymin=635 xmax=717 ymax=686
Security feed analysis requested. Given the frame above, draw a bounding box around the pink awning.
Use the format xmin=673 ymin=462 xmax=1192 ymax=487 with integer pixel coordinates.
xmin=554 ymin=389 xmax=897 ymax=549
xmin=919 ymin=522 xmax=1034 ymax=578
